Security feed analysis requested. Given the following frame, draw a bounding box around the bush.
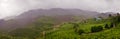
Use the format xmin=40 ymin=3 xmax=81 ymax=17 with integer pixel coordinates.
xmin=112 ymin=15 xmax=120 ymax=24
xmin=0 ymin=36 xmax=11 ymax=39
xmin=73 ymin=23 xmax=79 ymax=32
xmin=105 ymin=24 xmax=110 ymax=29
xmin=73 ymin=23 xmax=79 ymax=29
xmin=78 ymin=29 xmax=85 ymax=35
xmin=91 ymin=26 xmax=103 ymax=32
xmin=9 ymin=28 xmax=40 ymax=39
xmin=110 ymin=23 xmax=114 ymax=28
xmin=109 ymin=14 xmax=112 ymax=17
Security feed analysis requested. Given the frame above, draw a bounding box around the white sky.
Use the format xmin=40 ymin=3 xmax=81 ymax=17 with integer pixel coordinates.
xmin=0 ymin=0 xmax=120 ymax=19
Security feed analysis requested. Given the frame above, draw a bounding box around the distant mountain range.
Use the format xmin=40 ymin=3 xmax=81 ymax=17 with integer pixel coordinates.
xmin=0 ymin=8 xmax=113 ymax=30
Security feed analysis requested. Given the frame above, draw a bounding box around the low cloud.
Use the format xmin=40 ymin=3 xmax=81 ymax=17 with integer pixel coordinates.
xmin=0 ymin=0 xmax=120 ymax=18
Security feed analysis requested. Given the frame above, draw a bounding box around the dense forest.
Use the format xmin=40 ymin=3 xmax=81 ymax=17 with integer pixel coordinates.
xmin=0 ymin=13 xmax=120 ymax=39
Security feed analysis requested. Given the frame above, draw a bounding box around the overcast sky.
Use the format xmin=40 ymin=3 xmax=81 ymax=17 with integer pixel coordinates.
xmin=0 ymin=0 xmax=120 ymax=19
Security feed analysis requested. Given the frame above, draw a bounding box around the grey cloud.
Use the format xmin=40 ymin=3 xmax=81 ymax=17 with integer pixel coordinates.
xmin=0 ymin=0 xmax=120 ymax=19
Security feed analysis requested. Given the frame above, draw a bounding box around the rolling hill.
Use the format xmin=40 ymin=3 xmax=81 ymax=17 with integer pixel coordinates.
xmin=0 ymin=8 xmax=115 ymax=31
xmin=0 ymin=8 xmax=102 ymax=30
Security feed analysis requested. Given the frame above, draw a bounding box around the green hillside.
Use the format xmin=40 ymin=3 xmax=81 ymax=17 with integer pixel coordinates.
xmin=0 ymin=14 xmax=120 ymax=39
xmin=44 ymin=15 xmax=120 ymax=39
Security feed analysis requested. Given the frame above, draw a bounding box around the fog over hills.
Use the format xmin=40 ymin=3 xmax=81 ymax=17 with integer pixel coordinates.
xmin=0 ymin=0 xmax=119 ymax=30
xmin=0 ymin=0 xmax=120 ymax=19
xmin=0 ymin=0 xmax=120 ymax=39
xmin=17 ymin=8 xmax=99 ymax=18
xmin=0 ymin=8 xmax=104 ymax=30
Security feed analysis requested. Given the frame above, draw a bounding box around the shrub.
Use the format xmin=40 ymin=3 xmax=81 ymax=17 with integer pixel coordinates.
xmin=110 ymin=23 xmax=114 ymax=28
xmin=105 ymin=24 xmax=110 ymax=29
xmin=78 ymin=29 xmax=85 ymax=35
xmin=9 ymin=28 xmax=39 ymax=39
xmin=112 ymin=15 xmax=120 ymax=24
xmin=73 ymin=23 xmax=79 ymax=32
xmin=0 ymin=36 xmax=11 ymax=39
xmin=109 ymin=14 xmax=112 ymax=17
xmin=73 ymin=23 xmax=79 ymax=29
xmin=91 ymin=26 xmax=103 ymax=32
xmin=74 ymin=28 xmax=78 ymax=33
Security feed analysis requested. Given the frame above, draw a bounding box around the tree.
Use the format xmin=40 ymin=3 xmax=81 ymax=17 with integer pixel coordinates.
xmin=110 ymin=23 xmax=114 ymax=28
xmin=91 ymin=26 xmax=103 ymax=32
xmin=111 ymin=15 xmax=120 ymax=24
xmin=105 ymin=24 xmax=110 ymax=29
xmin=78 ymin=29 xmax=85 ymax=35
xmin=109 ymin=14 xmax=112 ymax=17
xmin=73 ymin=23 xmax=79 ymax=29
xmin=0 ymin=36 xmax=11 ymax=39
xmin=117 ymin=13 xmax=120 ymax=16
xmin=9 ymin=28 xmax=40 ymax=39
xmin=72 ymin=23 xmax=79 ymax=32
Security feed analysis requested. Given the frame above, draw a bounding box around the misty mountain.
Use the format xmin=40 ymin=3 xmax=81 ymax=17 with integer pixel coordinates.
xmin=96 ymin=12 xmax=116 ymax=19
xmin=0 ymin=8 xmax=109 ymax=30
xmin=0 ymin=19 xmax=5 ymax=28
xmin=16 ymin=8 xmax=100 ymax=20
xmin=13 ymin=8 xmax=100 ymax=25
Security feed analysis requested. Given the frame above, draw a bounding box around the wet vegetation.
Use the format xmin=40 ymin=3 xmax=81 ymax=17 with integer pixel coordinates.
xmin=0 ymin=13 xmax=120 ymax=39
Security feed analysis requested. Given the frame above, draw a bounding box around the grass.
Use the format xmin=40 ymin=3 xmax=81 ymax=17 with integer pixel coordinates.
xmin=44 ymin=19 xmax=120 ymax=39
xmin=0 ymin=16 xmax=120 ymax=39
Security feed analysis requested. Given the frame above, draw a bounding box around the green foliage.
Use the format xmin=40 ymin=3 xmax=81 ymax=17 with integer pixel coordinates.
xmin=0 ymin=36 xmax=11 ymax=39
xmin=78 ymin=29 xmax=85 ymax=35
xmin=105 ymin=24 xmax=110 ymax=29
xmin=110 ymin=23 xmax=114 ymax=28
xmin=1 ymin=16 xmax=120 ymax=39
xmin=73 ymin=23 xmax=79 ymax=29
xmin=109 ymin=14 xmax=112 ymax=17
xmin=32 ymin=17 xmax=54 ymax=31
xmin=9 ymin=28 xmax=40 ymax=39
xmin=72 ymin=23 xmax=79 ymax=33
xmin=91 ymin=26 xmax=103 ymax=32
xmin=111 ymin=15 xmax=120 ymax=24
